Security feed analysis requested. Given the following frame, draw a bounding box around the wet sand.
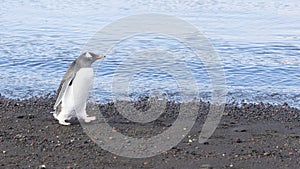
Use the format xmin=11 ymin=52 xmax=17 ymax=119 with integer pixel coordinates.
xmin=0 ymin=94 xmax=299 ymax=169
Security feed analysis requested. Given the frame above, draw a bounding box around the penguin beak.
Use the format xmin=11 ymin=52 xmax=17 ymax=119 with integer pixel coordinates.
xmin=97 ymin=55 xmax=106 ymax=59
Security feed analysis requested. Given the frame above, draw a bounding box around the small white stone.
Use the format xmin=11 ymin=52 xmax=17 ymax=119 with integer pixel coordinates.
xmin=39 ymin=164 xmax=46 ymax=169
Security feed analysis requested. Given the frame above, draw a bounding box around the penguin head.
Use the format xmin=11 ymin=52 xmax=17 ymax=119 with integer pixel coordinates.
xmin=77 ymin=52 xmax=105 ymax=67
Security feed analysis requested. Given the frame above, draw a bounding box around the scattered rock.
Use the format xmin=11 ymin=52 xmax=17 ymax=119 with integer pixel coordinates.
xmin=145 ymin=134 xmax=151 ymax=138
xmin=235 ymin=138 xmax=242 ymax=143
xmin=200 ymin=164 xmax=213 ymax=169
xmin=38 ymin=164 xmax=46 ymax=169
xmin=143 ymin=161 xmax=150 ymax=165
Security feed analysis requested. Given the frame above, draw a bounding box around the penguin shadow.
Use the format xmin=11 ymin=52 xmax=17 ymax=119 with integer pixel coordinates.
xmin=64 ymin=117 xmax=98 ymax=125
xmin=65 ymin=117 xmax=80 ymax=125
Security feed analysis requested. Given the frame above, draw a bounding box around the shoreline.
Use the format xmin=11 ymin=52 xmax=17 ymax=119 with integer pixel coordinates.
xmin=0 ymin=94 xmax=299 ymax=168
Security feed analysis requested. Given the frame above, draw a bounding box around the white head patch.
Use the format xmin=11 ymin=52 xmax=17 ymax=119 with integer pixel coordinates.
xmin=86 ymin=52 xmax=92 ymax=58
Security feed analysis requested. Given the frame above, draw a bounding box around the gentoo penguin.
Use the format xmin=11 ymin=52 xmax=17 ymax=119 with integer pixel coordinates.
xmin=52 ymin=52 xmax=105 ymax=125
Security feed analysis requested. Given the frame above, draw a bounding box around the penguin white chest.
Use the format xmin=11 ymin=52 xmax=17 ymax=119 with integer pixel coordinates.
xmin=62 ymin=68 xmax=94 ymax=116
xmin=72 ymin=68 xmax=94 ymax=111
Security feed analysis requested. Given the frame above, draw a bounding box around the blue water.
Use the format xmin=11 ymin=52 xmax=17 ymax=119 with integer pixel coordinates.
xmin=0 ymin=0 xmax=299 ymax=108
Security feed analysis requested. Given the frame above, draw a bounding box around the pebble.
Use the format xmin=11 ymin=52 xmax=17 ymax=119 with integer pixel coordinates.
xmin=200 ymin=164 xmax=213 ymax=169
xmin=39 ymin=164 xmax=46 ymax=169
xmin=162 ymin=151 xmax=168 ymax=156
xmin=112 ymin=127 xmax=118 ymax=132
xmin=235 ymin=138 xmax=242 ymax=143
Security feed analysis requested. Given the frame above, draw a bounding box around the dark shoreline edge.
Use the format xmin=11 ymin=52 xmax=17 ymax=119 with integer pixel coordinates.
xmin=0 ymin=93 xmax=299 ymax=168
xmin=0 ymin=93 xmax=299 ymax=121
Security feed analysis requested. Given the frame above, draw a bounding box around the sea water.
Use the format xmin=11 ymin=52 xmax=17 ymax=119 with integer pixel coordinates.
xmin=0 ymin=0 xmax=299 ymax=108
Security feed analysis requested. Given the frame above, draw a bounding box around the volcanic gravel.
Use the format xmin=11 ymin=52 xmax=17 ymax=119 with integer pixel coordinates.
xmin=0 ymin=94 xmax=299 ymax=169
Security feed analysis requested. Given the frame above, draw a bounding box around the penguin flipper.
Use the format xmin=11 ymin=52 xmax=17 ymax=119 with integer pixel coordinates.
xmin=53 ymin=72 xmax=75 ymax=110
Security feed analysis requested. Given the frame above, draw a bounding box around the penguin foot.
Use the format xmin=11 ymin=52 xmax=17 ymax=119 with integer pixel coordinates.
xmin=83 ymin=116 xmax=96 ymax=123
xmin=59 ymin=120 xmax=71 ymax=125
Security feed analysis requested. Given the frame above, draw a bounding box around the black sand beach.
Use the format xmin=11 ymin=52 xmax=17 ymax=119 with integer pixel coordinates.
xmin=0 ymin=94 xmax=299 ymax=169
